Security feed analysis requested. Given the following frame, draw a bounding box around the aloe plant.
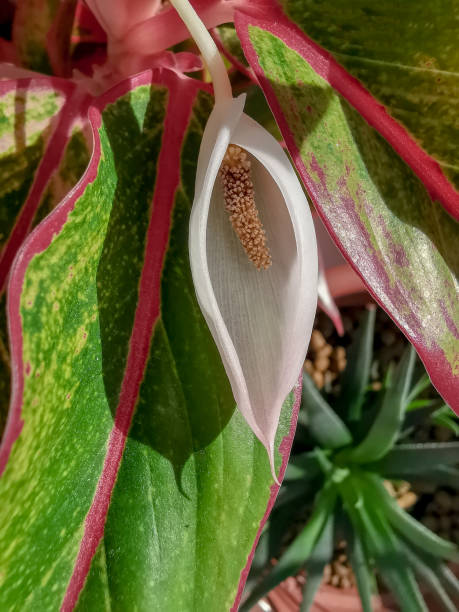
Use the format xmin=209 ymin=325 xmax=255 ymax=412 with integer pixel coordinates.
xmin=242 ymin=308 xmax=459 ymax=612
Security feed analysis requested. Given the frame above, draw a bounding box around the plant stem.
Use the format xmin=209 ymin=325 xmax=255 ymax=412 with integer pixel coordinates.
xmin=169 ymin=0 xmax=232 ymax=102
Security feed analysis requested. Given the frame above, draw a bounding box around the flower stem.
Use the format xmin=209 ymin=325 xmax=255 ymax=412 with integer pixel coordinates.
xmin=169 ymin=0 xmax=232 ymax=102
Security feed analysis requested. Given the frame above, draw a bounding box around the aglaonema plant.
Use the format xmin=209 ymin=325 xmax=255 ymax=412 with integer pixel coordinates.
xmin=0 ymin=0 xmax=458 ymax=609
xmin=242 ymin=308 xmax=459 ymax=611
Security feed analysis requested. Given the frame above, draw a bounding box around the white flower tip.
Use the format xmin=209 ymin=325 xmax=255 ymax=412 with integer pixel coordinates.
xmin=189 ymin=101 xmax=318 ymax=490
xmin=267 ymin=440 xmax=281 ymax=486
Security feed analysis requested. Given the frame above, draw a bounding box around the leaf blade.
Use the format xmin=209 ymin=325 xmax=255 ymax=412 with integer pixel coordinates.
xmin=344 ymin=344 xmax=416 ymax=463
xmin=337 ymin=307 xmax=375 ymax=422
xmin=235 ymin=11 xmax=459 ymax=412
xmin=0 ymin=71 xmax=301 ymax=610
xmin=300 ymin=511 xmax=334 ymax=612
xmin=372 ymin=442 xmax=459 ymax=477
xmin=362 ymin=473 xmax=459 ymax=562
xmin=301 ymin=372 xmax=353 ymax=449
xmin=280 ymin=0 xmax=459 ymax=220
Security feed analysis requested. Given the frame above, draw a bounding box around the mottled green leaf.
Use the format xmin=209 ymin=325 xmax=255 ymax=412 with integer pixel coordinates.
xmin=0 ymin=81 xmax=65 ymax=254
xmin=0 ymin=71 xmax=298 ymax=610
xmin=0 ymin=78 xmax=90 ymax=434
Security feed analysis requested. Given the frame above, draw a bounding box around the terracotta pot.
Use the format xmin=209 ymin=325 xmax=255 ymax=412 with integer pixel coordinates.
xmin=251 ymin=565 xmax=459 ymax=611
xmin=251 ymin=575 xmax=396 ymax=612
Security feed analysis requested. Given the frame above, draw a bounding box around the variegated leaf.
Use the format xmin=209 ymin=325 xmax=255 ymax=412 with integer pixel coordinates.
xmin=0 ymin=69 xmax=299 ymax=610
xmin=235 ymin=11 xmax=459 ymax=410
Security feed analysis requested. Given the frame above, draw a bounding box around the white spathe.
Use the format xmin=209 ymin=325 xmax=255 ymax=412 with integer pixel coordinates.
xmin=189 ymin=95 xmax=318 ymax=481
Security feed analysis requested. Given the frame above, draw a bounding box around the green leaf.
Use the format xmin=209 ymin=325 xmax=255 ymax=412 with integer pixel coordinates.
xmin=401 ymin=403 xmax=444 ymax=434
xmin=368 ymin=512 xmax=427 ymax=612
xmin=340 ymin=474 xmax=426 ymax=611
xmin=432 ymin=415 xmax=459 ymax=435
xmin=362 ymin=473 xmax=459 ymax=562
xmin=235 ymin=13 xmax=459 ymax=410
xmin=433 ymin=404 xmax=458 ymax=419
xmin=431 ymin=405 xmax=459 ymax=435
xmin=347 ymin=527 xmax=374 ymax=612
xmin=240 ymin=484 xmax=337 ymax=611
xmin=399 ymin=541 xmax=457 ymax=612
xmin=338 ymin=307 xmax=375 ymax=422
xmin=403 ymin=541 xmax=459 ymax=603
xmin=244 ymin=527 xmax=271 ymax=591
xmin=372 ymin=442 xmax=459 ymax=477
xmin=0 ymin=73 xmax=297 ymax=610
xmin=300 ymin=511 xmax=334 ymax=612
xmin=406 ymin=398 xmax=440 ymax=411
xmin=406 ymin=374 xmax=432 ymax=408
xmin=343 ymin=345 xmax=416 ymax=463
xmin=435 ymin=563 xmax=459 ymax=602
xmin=301 ymin=372 xmax=353 ymax=449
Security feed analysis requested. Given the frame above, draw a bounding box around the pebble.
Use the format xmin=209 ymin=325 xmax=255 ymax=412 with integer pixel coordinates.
xmin=317 ymin=344 xmax=333 ymax=359
xmin=314 ymin=356 xmax=330 ymax=373
xmin=398 ymin=492 xmax=417 ymax=509
xmin=312 ymin=370 xmax=324 ymax=389
xmin=310 ymin=330 xmax=326 ymax=351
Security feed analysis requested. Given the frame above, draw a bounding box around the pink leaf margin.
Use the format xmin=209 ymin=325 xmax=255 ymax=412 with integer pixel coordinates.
xmin=234 ymin=5 xmax=459 ymax=222
xmin=235 ymin=10 xmax=459 ymax=413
